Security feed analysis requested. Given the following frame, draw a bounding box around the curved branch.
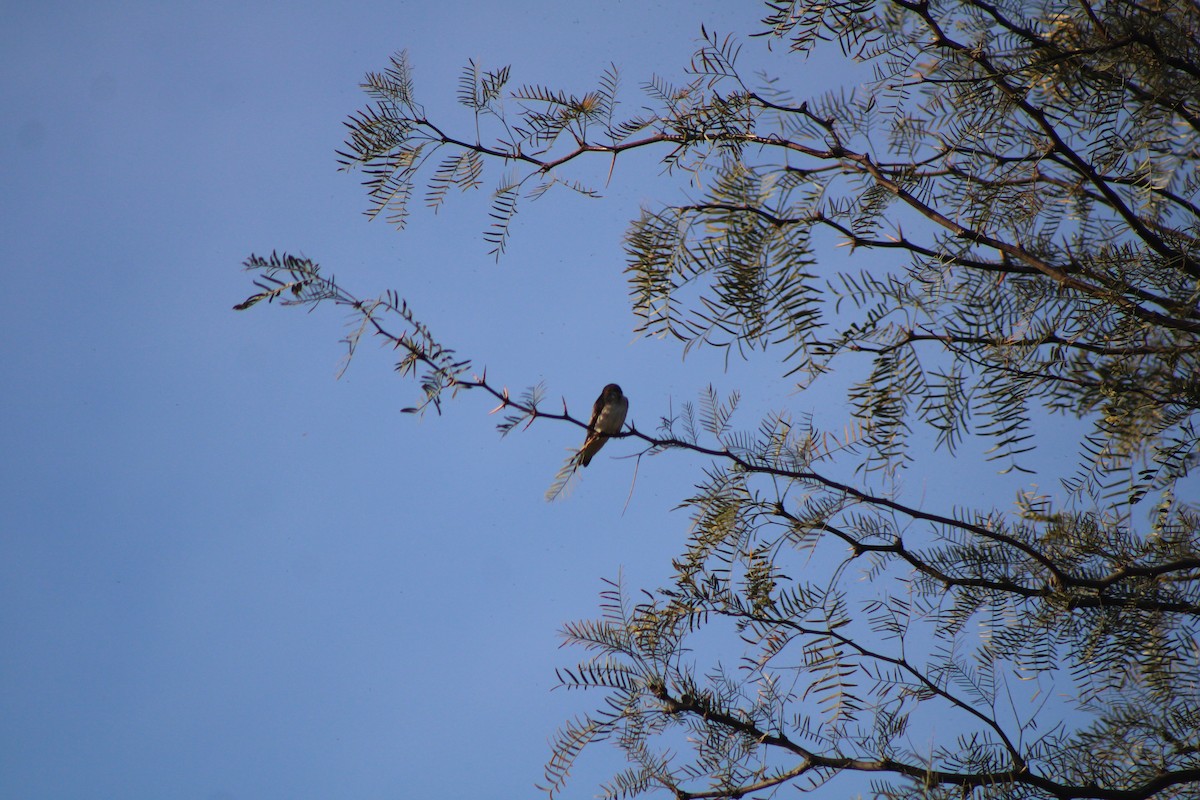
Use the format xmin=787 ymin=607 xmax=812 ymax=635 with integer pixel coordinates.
xmin=655 ymin=679 xmax=1200 ymax=800
xmin=236 ymin=255 xmax=1200 ymax=616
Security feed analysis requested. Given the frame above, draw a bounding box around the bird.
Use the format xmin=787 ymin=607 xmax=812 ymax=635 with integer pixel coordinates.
xmin=578 ymin=383 xmax=628 ymax=467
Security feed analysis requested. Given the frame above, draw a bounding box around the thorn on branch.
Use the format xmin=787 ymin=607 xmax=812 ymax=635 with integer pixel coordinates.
xmin=489 ymin=386 xmax=511 ymax=415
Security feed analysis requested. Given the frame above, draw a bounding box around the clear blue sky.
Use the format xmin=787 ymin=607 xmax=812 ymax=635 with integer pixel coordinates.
xmin=0 ymin=3 xmax=1059 ymax=799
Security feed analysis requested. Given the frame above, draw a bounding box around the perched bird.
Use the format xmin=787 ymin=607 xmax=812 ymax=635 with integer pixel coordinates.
xmin=578 ymin=383 xmax=628 ymax=467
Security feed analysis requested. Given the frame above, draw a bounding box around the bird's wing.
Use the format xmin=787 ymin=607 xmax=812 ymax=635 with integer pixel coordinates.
xmin=587 ymin=390 xmax=607 ymax=432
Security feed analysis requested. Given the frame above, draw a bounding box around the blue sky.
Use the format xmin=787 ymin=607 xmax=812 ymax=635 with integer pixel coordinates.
xmin=0 ymin=3 xmax=838 ymax=798
xmin=0 ymin=2 xmax=1099 ymax=799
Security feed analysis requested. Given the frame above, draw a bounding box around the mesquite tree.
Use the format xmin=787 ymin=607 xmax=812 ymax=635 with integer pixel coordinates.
xmin=237 ymin=1 xmax=1200 ymax=798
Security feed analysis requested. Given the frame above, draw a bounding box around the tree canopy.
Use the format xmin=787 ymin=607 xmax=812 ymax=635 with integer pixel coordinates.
xmin=238 ymin=1 xmax=1200 ymax=798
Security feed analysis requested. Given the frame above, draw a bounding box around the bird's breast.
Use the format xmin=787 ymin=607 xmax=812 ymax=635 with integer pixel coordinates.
xmin=594 ymin=397 xmax=628 ymax=434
